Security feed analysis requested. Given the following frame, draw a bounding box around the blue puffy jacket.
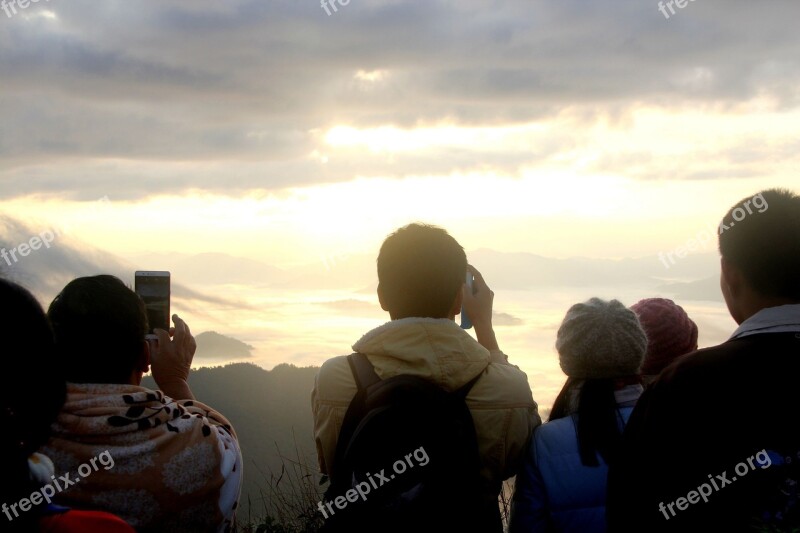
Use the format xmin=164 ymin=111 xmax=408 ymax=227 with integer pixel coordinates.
xmin=510 ymin=385 xmax=641 ymax=533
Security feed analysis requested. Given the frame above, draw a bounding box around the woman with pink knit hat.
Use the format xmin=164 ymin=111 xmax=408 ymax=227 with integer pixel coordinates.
xmin=630 ymin=298 xmax=698 ymax=385
xmin=510 ymin=297 xmax=647 ymax=533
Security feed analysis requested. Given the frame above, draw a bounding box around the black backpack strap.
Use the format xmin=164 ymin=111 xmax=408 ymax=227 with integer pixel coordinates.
xmin=454 ymin=369 xmax=484 ymax=400
xmin=347 ymin=352 xmax=382 ymax=390
xmin=329 ymin=354 xmax=381 ymax=490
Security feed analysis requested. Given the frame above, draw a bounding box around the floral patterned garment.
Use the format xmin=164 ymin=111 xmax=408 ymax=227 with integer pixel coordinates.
xmin=41 ymin=383 xmax=243 ymax=533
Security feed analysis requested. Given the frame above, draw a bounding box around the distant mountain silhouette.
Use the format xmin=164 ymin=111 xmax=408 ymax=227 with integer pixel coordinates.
xmin=132 ymin=251 xmax=286 ymax=286
xmin=195 ymin=331 xmax=255 ymax=361
xmin=143 ymin=362 xmax=321 ymax=522
xmin=656 ymin=275 xmax=724 ymax=301
xmin=2 ymin=213 xmax=723 ymax=305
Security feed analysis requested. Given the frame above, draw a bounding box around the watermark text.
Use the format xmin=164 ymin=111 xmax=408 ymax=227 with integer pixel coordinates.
xmin=658 ymin=0 xmax=697 ymax=20
xmin=659 ymin=449 xmax=772 ymax=520
xmin=2 ymin=0 xmax=52 ymax=19
xmin=321 ymin=0 xmax=350 ymax=16
xmin=317 ymin=446 xmax=429 ymax=519
xmin=2 ymin=450 xmax=115 ymax=522
xmin=1 ymin=228 xmax=60 ymax=266
xmin=658 ymin=192 xmax=768 ymax=269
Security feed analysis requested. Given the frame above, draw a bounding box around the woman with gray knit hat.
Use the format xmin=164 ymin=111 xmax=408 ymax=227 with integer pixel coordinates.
xmin=510 ymin=298 xmax=647 ymax=533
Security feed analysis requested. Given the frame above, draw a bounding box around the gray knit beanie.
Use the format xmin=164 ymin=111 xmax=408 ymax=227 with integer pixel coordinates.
xmin=556 ymin=297 xmax=647 ymax=379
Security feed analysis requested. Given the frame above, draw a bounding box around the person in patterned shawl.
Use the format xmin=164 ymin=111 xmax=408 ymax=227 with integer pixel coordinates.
xmin=42 ymin=275 xmax=242 ymax=533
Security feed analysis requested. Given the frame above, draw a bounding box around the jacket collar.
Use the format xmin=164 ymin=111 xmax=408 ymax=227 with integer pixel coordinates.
xmin=351 ymin=317 xmax=491 ymax=391
xmin=353 ymin=317 xmax=459 ymax=349
xmin=729 ymin=303 xmax=800 ymax=339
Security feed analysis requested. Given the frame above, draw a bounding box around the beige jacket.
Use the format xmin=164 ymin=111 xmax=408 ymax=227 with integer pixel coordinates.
xmin=312 ymin=317 xmax=540 ymax=499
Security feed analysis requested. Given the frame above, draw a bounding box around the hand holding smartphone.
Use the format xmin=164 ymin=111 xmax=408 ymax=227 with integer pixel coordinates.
xmin=460 ymin=271 xmax=475 ymax=329
xmin=460 ymin=265 xmax=501 ymax=353
xmin=134 ymin=271 xmax=171 ymax=340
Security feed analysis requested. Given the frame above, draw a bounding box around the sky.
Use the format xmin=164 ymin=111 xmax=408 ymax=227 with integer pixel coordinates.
xmin=1 ymin=0 xmax=799 ymax=263
xmin=1 ymin=1 xmax=799 ymax=398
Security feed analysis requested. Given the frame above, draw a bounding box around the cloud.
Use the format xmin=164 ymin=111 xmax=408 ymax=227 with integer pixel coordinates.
xmin=0 ymin=215 xmax=248 ymax=311
xmin=317 ymin=299 xmax=382 ymax=317
xmin=1 ymin=0 xmax=799 ymax=199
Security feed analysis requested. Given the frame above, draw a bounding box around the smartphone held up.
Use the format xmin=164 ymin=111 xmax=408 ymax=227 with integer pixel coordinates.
xmin=134 ymin=271 xmax=170 ymax=339
xmin=460 ymin=271 xmax=475 ymax=330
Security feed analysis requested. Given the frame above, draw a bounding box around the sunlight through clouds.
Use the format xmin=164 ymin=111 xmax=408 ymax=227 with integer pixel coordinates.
xmin=1 ymin=0 xmax=799 ymax=374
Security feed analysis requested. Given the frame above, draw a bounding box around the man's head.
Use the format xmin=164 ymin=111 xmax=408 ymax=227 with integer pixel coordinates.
xmin=718 ymin=188 xmax=800 ymax=323
xmin=377 ymin=223 xmax=467 ymax=320
xmin=48 ymin=275 xmax=149 ymax=384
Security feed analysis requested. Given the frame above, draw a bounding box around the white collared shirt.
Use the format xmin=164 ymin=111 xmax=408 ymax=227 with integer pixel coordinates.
xmin=729 ymin=304 xmax=800 ymax=339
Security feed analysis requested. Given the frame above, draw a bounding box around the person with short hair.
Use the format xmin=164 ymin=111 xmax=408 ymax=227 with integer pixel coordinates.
xmin=510 ymin=298 xmax=647 ymax=532
xmin=312 ymin=223 xmax=540 ymax=530
xmin=0 ymin=278 xmax=135 ymax=532
xmin=608 ymin=189 xmax=800 ymax=531
xmin=43 ymin=275 xmax=242 ymax=532
xmin=630 ymin=298 xmax=698 ymax=385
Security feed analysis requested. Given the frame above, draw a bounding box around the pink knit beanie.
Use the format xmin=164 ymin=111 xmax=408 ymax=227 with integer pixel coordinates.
xmin=630 ymin=298 xmax=698 ymax=375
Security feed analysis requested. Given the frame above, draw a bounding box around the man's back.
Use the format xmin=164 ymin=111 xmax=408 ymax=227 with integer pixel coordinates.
xmin=312 ymin=318 xmax=540 ymax=507
xmin=608 ymin=331 xmax=800 ymax=531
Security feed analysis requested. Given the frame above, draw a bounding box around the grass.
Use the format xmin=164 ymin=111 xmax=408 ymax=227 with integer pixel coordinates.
xmin=238 ymin=440 xmax=516 ymax=532
xmin=238 ymin=438 xmax=327 ymax=533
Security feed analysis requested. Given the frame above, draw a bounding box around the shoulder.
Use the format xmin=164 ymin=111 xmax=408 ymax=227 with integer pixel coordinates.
xmin=644 ymin=333 xmax=800 ymax=425
xmin=674 ymin=333 xmax=786 ymax=369
xmin=655 ymin=335 xmax=778 ymax=391
xmin=318 ymin=354 xmax=352 ymax=377
xmin=469 ymin=362 xmax=535 ymax=408
xmin=314 ymin=355 xmax=357 ymax=404
xmin=648 ymin=333 xmax=797 ymax=399
xmin=534 ymin=417 xmax=576 ymax=450
xmin=165 ymin=398 xmax=239 ymax=441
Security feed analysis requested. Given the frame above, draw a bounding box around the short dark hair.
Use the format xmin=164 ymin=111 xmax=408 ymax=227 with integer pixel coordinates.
xmin=377 ymin=223 xmax=467 ymax=319
xmin=718 ymin=188 xmax=800 ymax=301
xmin=0 ymin=278 xmax=65 ymax=515
xmin=47 ymin=275 xmax=148 ymax=384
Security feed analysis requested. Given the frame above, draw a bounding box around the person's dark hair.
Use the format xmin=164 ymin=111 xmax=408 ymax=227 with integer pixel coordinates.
xmin=549 ymin=377 xmax=625 ymax=467
xmin=47 ymin=275 xmax=148 ymax=384
xmin=719 ymin=188 xmax=800 ymax=301
xmin=377 ymin=223 xmax=467 ymax=319
xmin=0 ymin=278 xmax=65 ymax=529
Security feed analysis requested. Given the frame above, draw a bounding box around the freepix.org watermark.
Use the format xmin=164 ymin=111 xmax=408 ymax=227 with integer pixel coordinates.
xmin=658 ymin=449 xmax=773 ymax=520
xmin=1 ymin=195 xmax=111 ymax=269
xmin=658 ymin=192 xmax=769 ymax=270
xmin=2 ymin=450 xmax=115 ymax=522
xmin=657 ymin=0 xmax=697 ymax=20
xmin=320 ymin=0 xmax=350 ymax=16
xmin=2 ymin=0 xmax=51 ymax=19
xmin=1 ymin=228 xmax=61 ymax=267
xmin=317 ymin=446 xmax=430 ymax=519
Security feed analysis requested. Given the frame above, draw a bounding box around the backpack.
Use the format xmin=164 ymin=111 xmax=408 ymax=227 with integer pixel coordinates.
xmin=320 ymin=353 xmax=502 ymax=533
